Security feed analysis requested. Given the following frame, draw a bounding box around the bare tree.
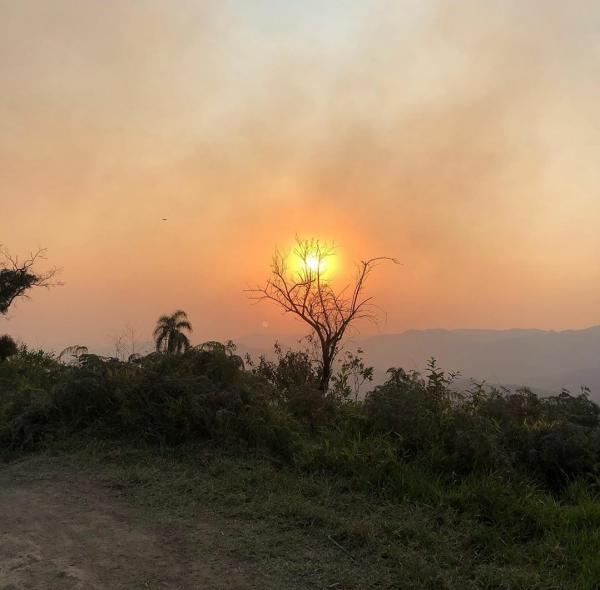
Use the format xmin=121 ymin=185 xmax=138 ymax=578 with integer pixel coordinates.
xmin=111 ymin=332 xmax=127 ymax=361
xmin=0 ymin=247 xmax=60 ymax=315
xmin=126 ymin=323 xmax=138 ymax=357
xmin=249 ymin=238 xmax=396 ymax=392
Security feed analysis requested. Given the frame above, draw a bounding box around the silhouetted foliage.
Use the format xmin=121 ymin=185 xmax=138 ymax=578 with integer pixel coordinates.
xmin=2 ymin=341 xmax=600 ymax=494
xmin=249 ymin=341 xmax=320 ymax=393
xmin=153 ymin=310 xmax=193 ymax=354
xmin=0 ymin=335 xmax=17 ymax=362
xmin=2 ymin=339 xmax=600 ymax=588
xmin=0 ymin=248 xmax=59 ymax=315
xmin=250 ymin=238 xmax=396 ymax=392
xmin=58 ymin=345 xmax=88 ymax=364
xmin=330 ymin=348 xmax=374 ymax=401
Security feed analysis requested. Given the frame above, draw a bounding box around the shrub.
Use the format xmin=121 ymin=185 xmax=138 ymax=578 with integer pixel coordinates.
xmin=50 ymin=376 xmax=117 ymax=434
xmin=0 ymin=335 xmax=17 ymax=362
xmin=0 ymin=385 xmax=52 ymax=450
xmin=364 ymin=362 xmax=600 ymax=489
xmin=118 ymin=374 xmax=243 ymax=444
xmin=249 ymin=342 xmax=320 ymax=393
xmin=365 ymin=365 xmax=451 ymax=457
xmin=2 ymin=342 xmax=600 ymax=495
xmin=532 ymin=424 xmax=600 ymax=489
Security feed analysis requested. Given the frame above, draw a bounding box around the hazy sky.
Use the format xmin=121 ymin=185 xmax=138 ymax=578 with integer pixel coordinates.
xmin=2 ymin=1 xmax=600 ymax=352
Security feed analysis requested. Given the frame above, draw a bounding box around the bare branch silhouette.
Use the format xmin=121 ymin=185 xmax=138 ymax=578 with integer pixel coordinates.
xmin=248 ymin=237 xmax=397 ymax=392
xmin=0 ymin=247 xmax=61 ymax=315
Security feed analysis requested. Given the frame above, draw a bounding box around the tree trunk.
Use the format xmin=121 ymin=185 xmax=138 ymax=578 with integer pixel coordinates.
xmin=319 ymin=350 xmax=333 ymax=393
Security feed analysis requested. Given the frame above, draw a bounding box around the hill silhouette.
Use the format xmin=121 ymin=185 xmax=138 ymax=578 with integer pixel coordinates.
xmin=238 ymin=326 xmax=600 ymax=399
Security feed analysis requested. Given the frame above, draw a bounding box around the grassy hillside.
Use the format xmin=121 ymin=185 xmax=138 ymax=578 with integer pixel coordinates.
xmin=2 ymin=343 xmax=600 ymax=588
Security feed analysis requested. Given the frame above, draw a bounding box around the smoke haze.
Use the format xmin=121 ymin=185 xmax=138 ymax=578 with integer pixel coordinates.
xmin=2 ymin=1 xmax=600 ymax=351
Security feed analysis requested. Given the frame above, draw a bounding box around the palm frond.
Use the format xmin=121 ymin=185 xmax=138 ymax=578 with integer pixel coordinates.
xmin=153 ymin=310 xmax=193 ymax=354
xmin=175 ymin=320 xmax=192 ymax=332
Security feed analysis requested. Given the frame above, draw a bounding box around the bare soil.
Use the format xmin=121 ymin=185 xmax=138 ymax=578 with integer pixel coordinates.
xmin=0 ymin=456 xmax=265 ymax=590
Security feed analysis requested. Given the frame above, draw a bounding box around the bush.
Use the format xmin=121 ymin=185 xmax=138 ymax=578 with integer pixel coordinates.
xmin=3 ymin=342 xmax=600 ymax=589
xmin=532 ymin=424 xmax=600 ymax=489
xmin=249 ymin=342 xmax=320 ymax=393
xmin=0 ymin=385 xmax=52 ymax=450
xmin=119 ymin=374 xmax=243 ymax=444
xmin=2 ymin=343 xmax=600 ymax=494
xmin=0 ymin=335 xmax=17 ymax=362
xmin=364 ymin=363 xmax=600 ymax=489
xmin=365 ymin=366 xmax=447 ymax=456
xmin=50 ymin=376 xmax=117 ymax=434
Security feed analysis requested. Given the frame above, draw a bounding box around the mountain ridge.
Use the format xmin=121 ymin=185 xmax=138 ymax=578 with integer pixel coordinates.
xmin=236 ymin=326 xmax=600 ymax=399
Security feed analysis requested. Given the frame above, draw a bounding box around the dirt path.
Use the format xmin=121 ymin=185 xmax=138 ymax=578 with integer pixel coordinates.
xmin=0 ymin=457 xmax=244 ymax=590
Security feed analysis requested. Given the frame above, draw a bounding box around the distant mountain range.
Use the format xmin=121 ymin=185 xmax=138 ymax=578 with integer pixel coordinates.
xmin=236 ymin=326 xmax=600 ymax=400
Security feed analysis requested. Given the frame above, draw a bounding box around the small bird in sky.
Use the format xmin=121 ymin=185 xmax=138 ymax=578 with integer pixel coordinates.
xmin=162 ymin=218 xmax=167 ymax=221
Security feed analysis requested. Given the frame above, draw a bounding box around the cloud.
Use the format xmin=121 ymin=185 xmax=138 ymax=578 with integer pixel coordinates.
xmin=3 ymin=1 xmax=600 ymax=350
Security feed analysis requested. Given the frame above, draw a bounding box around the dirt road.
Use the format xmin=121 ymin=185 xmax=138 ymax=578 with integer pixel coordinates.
xmin=0 ymin=457 xmax=246 ymax=590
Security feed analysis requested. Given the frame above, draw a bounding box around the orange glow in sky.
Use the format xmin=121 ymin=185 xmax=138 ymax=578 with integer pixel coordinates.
xmin=288 ymin=240 xmax=337 ymax=283
xmin=3 ymin=1 xmax=600 ymax=352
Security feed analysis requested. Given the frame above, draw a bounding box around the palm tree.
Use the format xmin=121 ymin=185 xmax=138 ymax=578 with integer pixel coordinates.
xmin=153 ymin=310 xmax=193 ymax=354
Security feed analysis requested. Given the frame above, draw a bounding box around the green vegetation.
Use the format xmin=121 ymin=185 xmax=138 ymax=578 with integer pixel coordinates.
xmin=1 ymin=342 xmax=600 ymax=588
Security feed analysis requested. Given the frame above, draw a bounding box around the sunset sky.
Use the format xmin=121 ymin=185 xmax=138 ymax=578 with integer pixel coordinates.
xmin=2 ymin=1 xmax=600 ymax=353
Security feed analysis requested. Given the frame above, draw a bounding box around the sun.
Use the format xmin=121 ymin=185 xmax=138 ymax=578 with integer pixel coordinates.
xmin=305 ymin=253 xmax=325 ymax=273
xmin=289 ymin=239 xmax=336 ymax=280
